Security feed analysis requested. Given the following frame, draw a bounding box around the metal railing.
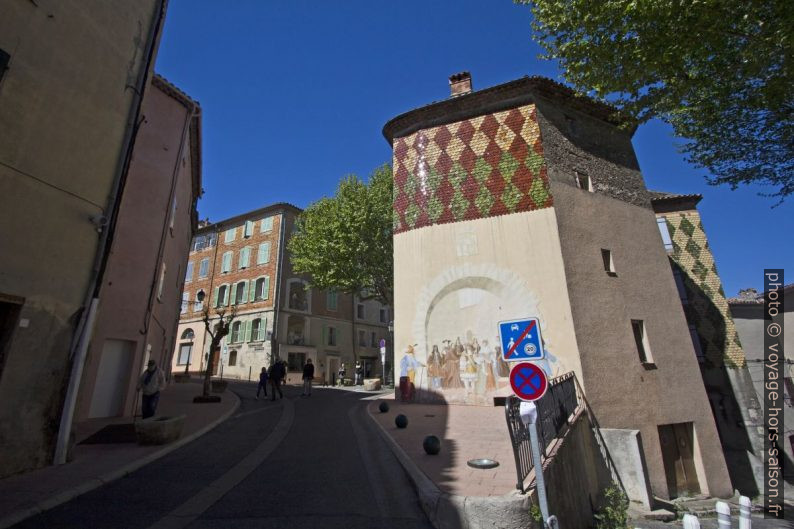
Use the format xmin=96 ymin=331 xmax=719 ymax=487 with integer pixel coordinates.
xmin=504 ymin=372 xmax=581 ymax=492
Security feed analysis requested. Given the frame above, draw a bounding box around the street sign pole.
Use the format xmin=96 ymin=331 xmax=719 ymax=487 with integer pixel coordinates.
xmin=520 ymin=401 xmax=550 ymax=526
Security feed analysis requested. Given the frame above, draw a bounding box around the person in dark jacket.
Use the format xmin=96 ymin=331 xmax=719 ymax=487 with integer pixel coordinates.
xmin=302 ymin=358 xmax=315 ymax=396
xmin=256 ymin=366 xmax=268 ymax=400
xmin=269 ymin=359 xmax=284 ymax=401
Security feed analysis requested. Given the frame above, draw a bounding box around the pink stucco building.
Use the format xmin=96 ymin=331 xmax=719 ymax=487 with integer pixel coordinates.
xmin=75 ymin=75 xmax=202 ymax=422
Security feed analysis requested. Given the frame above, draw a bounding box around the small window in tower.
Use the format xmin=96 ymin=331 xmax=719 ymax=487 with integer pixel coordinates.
xmin=631 ymin=320 xmax=654 ymax=365
xmin=601 ymin=249 xmax=616 ymax=276
xmin=575 ymin=171 xmax=592 ymax=192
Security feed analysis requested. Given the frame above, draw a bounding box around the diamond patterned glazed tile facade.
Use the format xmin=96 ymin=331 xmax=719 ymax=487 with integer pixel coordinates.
xmin=662 ymin=212 xmax=746 ymax=367
xmin=392 ymin=104 xmax=552 ymax=234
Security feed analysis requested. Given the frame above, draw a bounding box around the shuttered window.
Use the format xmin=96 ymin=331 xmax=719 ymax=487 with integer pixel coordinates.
xmin=260 ymin=216 xmax=274 ymax=232
xmin=257 ymin=242 xmax=271 ymax=265
xmin=221 ymin=252 xmax=232 ymax=273
xmin=239 ymin=246 xmax=251 ymax=269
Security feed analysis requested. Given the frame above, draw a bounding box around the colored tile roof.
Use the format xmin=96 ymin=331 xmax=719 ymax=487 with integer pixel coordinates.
xmin=383 ymin=75 xmax=634 ymax=143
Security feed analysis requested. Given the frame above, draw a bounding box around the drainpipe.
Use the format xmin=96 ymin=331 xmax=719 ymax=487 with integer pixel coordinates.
xmin=270 ymin=210 xmax=287 ymax=365
xmin=53 ymin=0 xmax=166 ymax=466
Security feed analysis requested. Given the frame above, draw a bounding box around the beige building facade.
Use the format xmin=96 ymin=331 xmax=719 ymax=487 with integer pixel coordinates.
xmin=383 ymin=73 xmax=732 ymax=500
xmin=0 ymin=0 xmax=167 ymax=477
xmin=171 ymin=204 xmax=390 ymax=387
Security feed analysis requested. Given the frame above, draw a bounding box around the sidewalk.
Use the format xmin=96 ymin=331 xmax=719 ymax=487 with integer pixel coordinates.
xmin=367 ymin=398 xmax=518 ymax=497
xmin=0 ymin=380 xmax=239 ymax=529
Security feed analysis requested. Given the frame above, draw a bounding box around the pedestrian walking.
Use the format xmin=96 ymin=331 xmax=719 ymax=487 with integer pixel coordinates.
xmin=137 ymin=359 xmax=166 ymax=419
xmin=302 ymin=358 xmax=315 ymax=396
xmin=256 ymin=366 xmax=268 ymax=399
xmin=355 ymin=361 xmax=363 ymax=385
xmin=269 ymin=359 xmax=284 ymax=401
xmin=337 ymin=364 xmax=346 ymax=386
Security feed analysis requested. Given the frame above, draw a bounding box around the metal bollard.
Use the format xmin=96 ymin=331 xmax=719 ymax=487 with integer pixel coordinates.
xmin=546 ymin=515 xmax=559 ymax=529
xmin=716 ymin=501 xmax=731 ymax=529
xmin=739 ymin=495 xmax=752 ymax=529
xmin=682 ymin=513 xmax=701 ymax=529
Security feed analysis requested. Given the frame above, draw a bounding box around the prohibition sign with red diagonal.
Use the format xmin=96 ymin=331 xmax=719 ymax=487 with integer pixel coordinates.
xmin=505 ymin=320 xmax=536 ymax=359
xmin=509 ymin=362 xmax=548 ymax=402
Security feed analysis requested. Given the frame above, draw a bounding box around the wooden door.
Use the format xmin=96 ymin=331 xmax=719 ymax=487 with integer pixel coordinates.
xmin=659 ymin=423 xmax=701 ymax=498
xmin=211 ymin=347 xmax=220 ymax=375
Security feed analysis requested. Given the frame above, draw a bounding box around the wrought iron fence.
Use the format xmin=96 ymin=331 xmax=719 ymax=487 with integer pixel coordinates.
xmin=504 ymin=371 xmax=581 ymax=492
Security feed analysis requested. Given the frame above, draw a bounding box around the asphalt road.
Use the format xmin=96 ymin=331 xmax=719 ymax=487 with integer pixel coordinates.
xmin=14 ymin=383 xmax=434 ymax=529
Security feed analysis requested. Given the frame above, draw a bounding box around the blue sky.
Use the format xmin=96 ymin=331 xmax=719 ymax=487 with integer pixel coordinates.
xmin=156 ymin=0 xmax=791 ymax=296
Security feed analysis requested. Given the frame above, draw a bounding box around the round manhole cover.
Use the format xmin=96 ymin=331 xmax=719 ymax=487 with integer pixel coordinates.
xmin=467 ymin=458 xmax=499 ymax=469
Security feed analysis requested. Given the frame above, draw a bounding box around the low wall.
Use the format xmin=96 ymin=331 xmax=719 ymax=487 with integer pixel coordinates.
xmin=541 ymin=409 xmax=614 ymax=528
xmin=600 ymin=429 xmax=653 ymax=509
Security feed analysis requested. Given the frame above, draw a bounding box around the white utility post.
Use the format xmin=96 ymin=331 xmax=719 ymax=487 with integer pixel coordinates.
xmin=739 ymin=495 xmax=752 ymax=529
xmin=682 ymin=513 xmax=701 ymax=529
xmin=716 ymin=501 xmax=731 ymax=529
xmin=519 ymin=401 xmax=551 ymax=526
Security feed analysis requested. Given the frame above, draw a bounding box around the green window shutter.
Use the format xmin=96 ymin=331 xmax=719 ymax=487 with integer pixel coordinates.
xmin=239 ymin=247 xmax=249 ymax=269
xmin=249 ymin=279 xmax=256 ymax=302
xmin=211 ymin=287 xmax=219 ymax=307
xmin=261 ymin=318 xmax=267 ymax=341
xmin=262 ymin=242 xmax=270 ymax=263
xmin=230 ymin=283 xmax=238 ymax=305
xmin=240 ymin=281 xmax=248 ymax=302
xmin=263 ymin=276 xmax=270 ymax=300
xmin=245 ymin=320 xmax=253 ymax=342
xmin=257 ymin=244 xmax=265 ymax=264
xmin=222 ymin=252 xmax=231 ymax=272
xmin=261 ymin=216 xmax=273 ymax=233
xmin=223 ymin=285 xmax=230 ymax=306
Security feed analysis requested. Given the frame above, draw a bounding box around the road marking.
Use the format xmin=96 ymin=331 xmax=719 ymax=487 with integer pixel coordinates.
xmin=146 ymin=398 xmax=295 ymax=529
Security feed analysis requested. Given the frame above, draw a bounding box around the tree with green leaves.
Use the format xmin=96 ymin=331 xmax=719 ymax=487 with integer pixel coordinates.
xmin=518 ymin=0 xmax=793 ymax=200
xmin=288 ymin=164 xmax=393 ymax=307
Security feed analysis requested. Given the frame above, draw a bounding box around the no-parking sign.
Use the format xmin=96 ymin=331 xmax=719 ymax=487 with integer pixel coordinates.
xmin=509 ymin=362 xmax=548 ymax=402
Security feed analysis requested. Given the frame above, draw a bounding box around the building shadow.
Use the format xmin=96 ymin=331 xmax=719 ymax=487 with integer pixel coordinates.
xmin=676 ymin=263 xmax=792 ymax=496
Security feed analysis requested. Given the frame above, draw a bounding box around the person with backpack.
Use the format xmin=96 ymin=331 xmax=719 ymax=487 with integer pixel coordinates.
xmin=302 ymin=358 xmax=315 ymax=396
xmin=256 ymin=366 xmax=268 ymax=400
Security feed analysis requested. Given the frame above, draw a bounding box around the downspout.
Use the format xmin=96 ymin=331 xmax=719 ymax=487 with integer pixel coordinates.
xmin=53 ymin=0 xmax=166 ymax=466
xmin=270 ymin=210 xmax=287 ymax=365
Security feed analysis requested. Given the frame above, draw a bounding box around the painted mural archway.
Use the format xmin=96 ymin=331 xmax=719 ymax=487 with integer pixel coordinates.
xmin=405 ymin=263 xmax=560 ymax=404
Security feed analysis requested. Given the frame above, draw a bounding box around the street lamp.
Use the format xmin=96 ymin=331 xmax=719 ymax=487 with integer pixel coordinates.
xmin=388 ymin=320 xmax=394 ymax=386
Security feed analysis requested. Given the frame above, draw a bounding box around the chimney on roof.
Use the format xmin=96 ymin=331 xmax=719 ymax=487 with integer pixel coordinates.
xmin=449 ymin=71 xmax=472 ymax=97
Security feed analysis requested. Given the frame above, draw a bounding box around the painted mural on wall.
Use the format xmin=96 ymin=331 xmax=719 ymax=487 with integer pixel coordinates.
xmin=392 ymin=104 xmax=552 ymax=234
xmin=400 ymin=263 xmax=563 ymax=405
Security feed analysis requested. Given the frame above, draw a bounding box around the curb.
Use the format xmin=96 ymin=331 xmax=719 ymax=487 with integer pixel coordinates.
xmin=365 ymin=404 xmax=533 ymax=529
xmin=0 ymin=390 xmax=241 ymax=529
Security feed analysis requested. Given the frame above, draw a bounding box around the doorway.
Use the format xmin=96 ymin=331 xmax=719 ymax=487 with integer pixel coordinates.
xmin=658 ymin=422 xmax=701 ymax=498
xmin=327 ymin=356 xmax=339 ymax=386
xmin=89 ymin=339 xmax=135 ymax=418
xmin=211 ymin=346 xmax=220 ymax=375
xmin=0 ymin=297 xmax=22 ymax=383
